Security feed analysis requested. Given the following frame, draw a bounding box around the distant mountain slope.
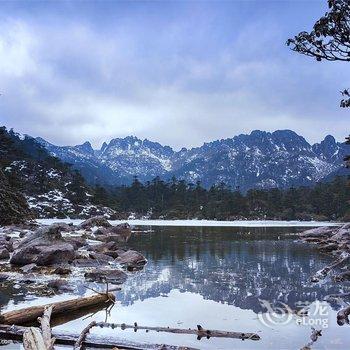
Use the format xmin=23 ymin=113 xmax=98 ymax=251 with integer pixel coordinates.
xmin=37 ymin=130 xmax=349 ymax=191
xmin=0 ymin=127 xmax=114 ymax=219
xmin=36 ymin=137 xmax=125 ymax=186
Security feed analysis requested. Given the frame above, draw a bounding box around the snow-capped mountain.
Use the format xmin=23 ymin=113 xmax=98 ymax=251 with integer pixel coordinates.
xmin=37 ymin=130 xmax=349 ymax=191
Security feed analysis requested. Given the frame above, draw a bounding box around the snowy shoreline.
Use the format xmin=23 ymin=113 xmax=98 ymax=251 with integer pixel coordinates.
xmin=37 ymin=218 xmax=341 ymax=228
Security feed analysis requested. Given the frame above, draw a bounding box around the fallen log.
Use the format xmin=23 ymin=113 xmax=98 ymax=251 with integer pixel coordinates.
xmin=49 ymin=303 xmax=111 ymax=328
xmin=88 ymin=322 xmax=260 ymax=341
xmin=0 ymin=324 xmax=196 ymax=350
xmin=0 ymin=293 xmax=115 ymax=325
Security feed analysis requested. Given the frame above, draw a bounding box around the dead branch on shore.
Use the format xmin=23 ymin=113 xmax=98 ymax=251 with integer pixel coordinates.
xmin=23 ymin=306 xmax=55 ymax=350
xmin=37 ymin=306 xmax=55 ymax=350
xmin=75 ymin=321 xmax=260 ymax=341
xmin=74 ymin=321 xmax=97 ymax=350
xmin=0 ymin=324 xmax=197 ymax=350
xmin=300 ymin=327 xmax=322 ymax=350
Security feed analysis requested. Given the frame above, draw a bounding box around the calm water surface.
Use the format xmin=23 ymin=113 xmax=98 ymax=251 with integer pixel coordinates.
xmin=1 ymin=226 xmax=350 ymax=350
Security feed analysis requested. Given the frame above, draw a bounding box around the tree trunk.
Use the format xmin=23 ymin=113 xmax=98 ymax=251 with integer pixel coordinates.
xmin=0 ymin=293 xmax=115 ymax=325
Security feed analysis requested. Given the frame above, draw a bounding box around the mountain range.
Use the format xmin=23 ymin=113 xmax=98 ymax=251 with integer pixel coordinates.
xmin=36 ymin=130 xmax=349 ymax=191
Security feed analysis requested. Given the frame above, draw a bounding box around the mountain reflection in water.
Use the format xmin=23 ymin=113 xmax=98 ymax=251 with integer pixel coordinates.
xmin=119 ymin=226 xmax=344 ymax=313
xmin=2 ymin=225 xmax=350 ymax=350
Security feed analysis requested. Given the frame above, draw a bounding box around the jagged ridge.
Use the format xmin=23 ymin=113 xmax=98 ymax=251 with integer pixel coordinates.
xmin=37 ymin=130 xmax=349 ymax=191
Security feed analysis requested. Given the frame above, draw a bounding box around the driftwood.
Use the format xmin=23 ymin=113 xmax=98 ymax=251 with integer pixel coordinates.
xmin=337 ymin=305 xmax=350 ymax=326
xmin=49 ymin=303 xmax=112 ymax=327
xmin=23 ymin=306 xmax=55 ymax=350
xmin=300 ymin=328 xmax=322 ymax=350
xmin=38 ymin=306 xmax=55 ymax=350
xmin=23 ymin=327 xmax=46 ymax=350
xmin=0 ymin=324 xmax=197 ymax=350
xmin=74 ymin=321 xmax=97 ymax=350
xmin=79 ymin=322 xmax=260 ymax=341
xmin=0 ymin=293 xmax=115 ymax=325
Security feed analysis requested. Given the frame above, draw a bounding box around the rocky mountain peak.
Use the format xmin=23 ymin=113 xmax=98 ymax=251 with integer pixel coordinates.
xmin=37 ymin=130 xmax=348 ymax=190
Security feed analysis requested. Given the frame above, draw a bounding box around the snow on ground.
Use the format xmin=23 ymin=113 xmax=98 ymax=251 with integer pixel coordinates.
xmin=37 ymin=218 xmax=341 ymax=227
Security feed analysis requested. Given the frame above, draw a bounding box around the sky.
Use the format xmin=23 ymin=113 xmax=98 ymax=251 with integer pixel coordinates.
xmin=0 ymin=0 xmax=348 ymax=150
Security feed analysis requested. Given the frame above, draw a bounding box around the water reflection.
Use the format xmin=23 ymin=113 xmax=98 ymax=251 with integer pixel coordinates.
xmin=119 ymin=226 xmax=347 ymax=314
xmin=2 ymin=226 xmax=350 ymax=350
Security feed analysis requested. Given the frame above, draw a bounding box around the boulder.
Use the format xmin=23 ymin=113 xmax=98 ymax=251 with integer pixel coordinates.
xmin=94 ymin=223 xmax=132 ymax=243
xmin=20 ymin=263 xmax=38 ymax=273
xmin=64 ymin=236 xmax=86 ymax=250
xmin=52 ymin=266 xmax=72 ymax=275
xmin=48 ymin=279 xmax=74 ymax=292
xmin=88 ymin=241 xmax=120 ymax=254
xmin=11 ymin=242 xmax=75 ymax=266
xmin=330 ymin=225 xmax=350 ymax=241
xmin=89 ymin=252 xmax=114 ymax=263
xmin=0 ymin=248 xmax=9 ymax=260
xmin=73 ymin=259 xmax=105 ymax=268
xmin=18 ymin=223 xmax=70 ymax=250
xmin=300 ymin=226 xmax=335 ymax=238
xmin=117 ymin=250 xmax=147 ymax=268
xmin=0 ymin=273 xmax=9 ymax=282
xmin=88 ymin=242 xmax=126 ymax=259
xmin=79 ymin=216 xmax=112 ymax=230
xmin=84 ymin=268 xmax=127 ymax=284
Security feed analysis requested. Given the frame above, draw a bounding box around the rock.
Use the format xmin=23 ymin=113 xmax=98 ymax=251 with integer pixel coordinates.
xmin=64 ymin=236 xmax=86 ymax=250
xmin=11 ymin=243 xmax=75 ymax=266
xmin=330 ymin=225 xmax=350 ymax=241
xmin=84 ymin=268 xmax=127 ymax=284
xmin=79 ymin=216 xmax=112 ymax=230
xmin=88 ymin=241 xmax=120 ymax=254
xmin=48 ymin=279 xmax=74 ymax=292
xmin=10 ymin=223 xmax=77 ymax=267
xmin=73 ymin=251 xmax=113 ymax=268
xmin=117 ymin=250 xmax=147 ymax=268
xmin=300 ymin=226 xmax=335 ymax=238
xmin=18 ymin=223 xmax=69 ymax=250
xmin=0 ymin=273 xmax=9 ymax=282
xmin=310 ymin=276 xmax=319 ymax=283
xmin=88 ymin=242 xmax=126 ymax=259
xmin=73 ymin=259 xmax=105 ymax=268
xmin=20 ymin=263 xmax=38 ymax=273
xmin=0 ymin=236 xmax=13 ymax=252
xmin=95 ymin=223 xmax=132 ymax=242
xmin=104 ymin=250 xmax=123 ymax=259
xmin=99 ymin=234 xmax=127 ymax=244
xmin=89 ymin=252 xmax=114 ymax=263
xmin=0 ymin=248 xmax=9 ymax=260
xmin=52 ymin=266 xmax=72 ymax=275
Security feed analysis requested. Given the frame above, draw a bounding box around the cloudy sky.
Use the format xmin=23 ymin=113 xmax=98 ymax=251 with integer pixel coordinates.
xmin=0 ymin=0 xmax=348 ymax=150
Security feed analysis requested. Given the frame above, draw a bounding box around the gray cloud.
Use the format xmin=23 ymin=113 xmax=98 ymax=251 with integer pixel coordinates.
xmin=0 ymin=2 xmax=348 ymax=151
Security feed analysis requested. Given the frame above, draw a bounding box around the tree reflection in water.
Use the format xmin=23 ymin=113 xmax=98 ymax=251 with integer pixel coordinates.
xmin=119 ymin=226 xmax=349 ymax=314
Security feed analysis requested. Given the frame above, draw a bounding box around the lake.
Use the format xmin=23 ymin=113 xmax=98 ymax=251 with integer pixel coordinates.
xmin=1 ymin=224 xmax=350 ymax=349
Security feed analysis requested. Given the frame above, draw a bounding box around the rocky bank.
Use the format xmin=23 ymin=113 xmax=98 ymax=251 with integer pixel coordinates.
xmin=0 ymin=216 xmax=147 ymax=294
